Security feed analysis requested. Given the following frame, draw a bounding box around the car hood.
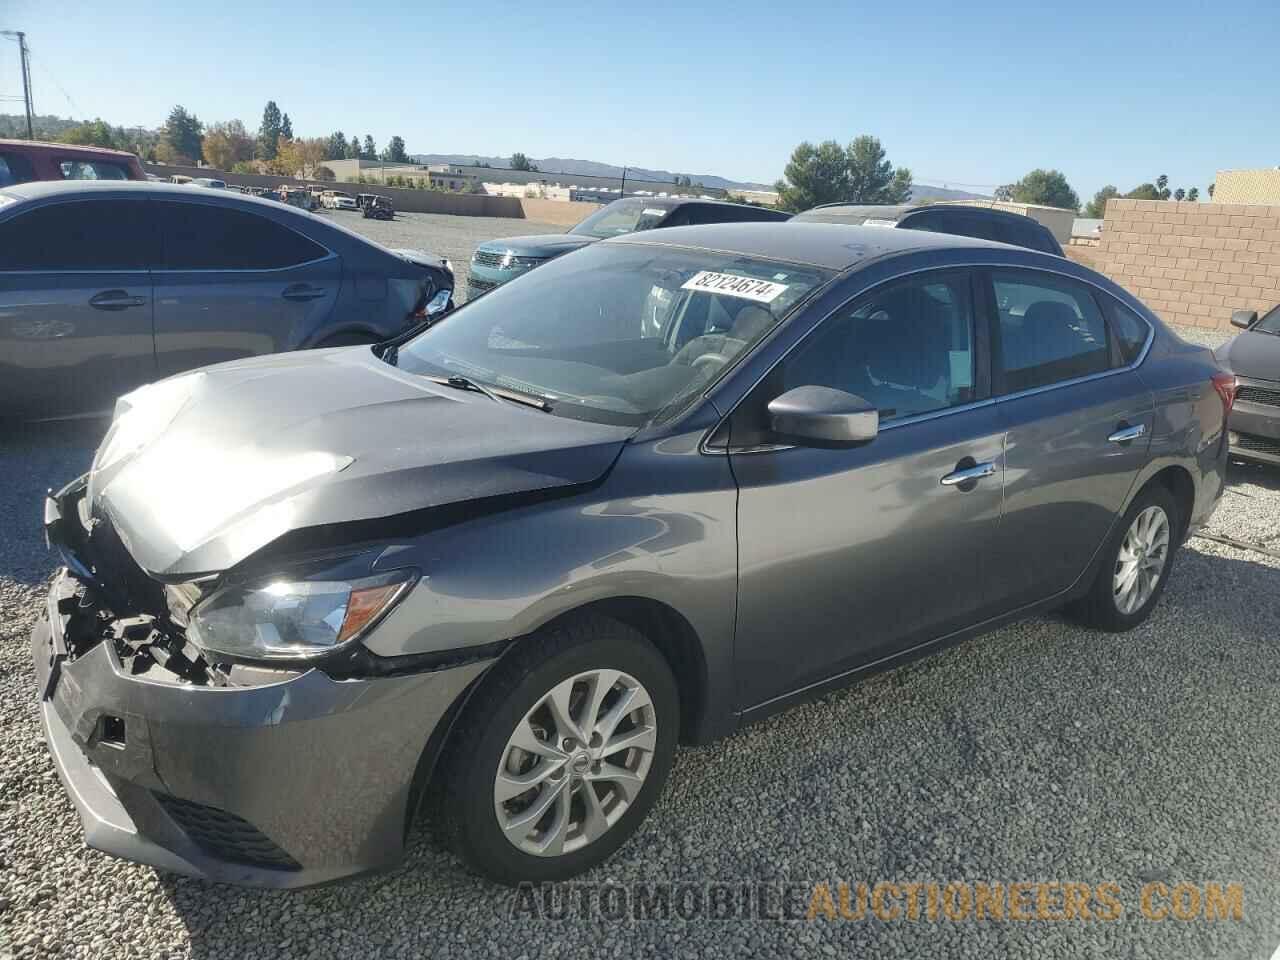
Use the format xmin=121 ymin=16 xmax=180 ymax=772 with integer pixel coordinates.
xmin=478 ymin=234 xmax=596 ymax=258
xmin=84 ymin=348 xmax=632 ymax=579
xmin=389 ymin=247 xmax=450 ymax=272
xmin=1216 ymin=330 xmax=1280 ymax=382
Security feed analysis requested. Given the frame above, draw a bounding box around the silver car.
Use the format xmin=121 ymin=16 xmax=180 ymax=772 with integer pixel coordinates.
xmin=0 ymin=181 xmax=454 ymax=419
xmin=34 ymin=222 xmax=1230 ymax=887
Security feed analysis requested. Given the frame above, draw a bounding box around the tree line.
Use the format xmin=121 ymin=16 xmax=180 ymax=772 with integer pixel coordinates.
xmin=35 ymin=110 xmax=1215 ymax=214
xmin=47 ymin=101 xmax=411 ymax=180
xmin=773 ymin=137 xmax=1209 ymax=216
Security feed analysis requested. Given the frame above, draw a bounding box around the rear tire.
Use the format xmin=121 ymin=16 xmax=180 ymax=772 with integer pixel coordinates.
xmin=437 ymin=613 xmax=678 ymax=884
xmin=1068 ymin=484 xmax=1180 ymax=632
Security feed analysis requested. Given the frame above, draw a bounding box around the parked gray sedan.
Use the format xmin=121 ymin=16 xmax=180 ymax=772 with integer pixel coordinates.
xmin=0 ymin=181 xmax=454 ymax=419
xmin=34 ymin=222 xmax=1229 ymax=888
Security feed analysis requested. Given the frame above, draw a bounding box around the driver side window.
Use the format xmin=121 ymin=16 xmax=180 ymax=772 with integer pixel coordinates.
xmin=783 ymin=271 xmax=976 ymax=420
xmin=728 ymin=271 xmax=978 ymax=447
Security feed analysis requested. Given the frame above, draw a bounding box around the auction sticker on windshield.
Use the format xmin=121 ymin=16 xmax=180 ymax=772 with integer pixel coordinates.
xmin=681 ymin=271 xmax=789 ymax=304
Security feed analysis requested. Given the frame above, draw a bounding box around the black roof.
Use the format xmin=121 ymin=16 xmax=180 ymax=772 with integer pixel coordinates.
xmin=604 ymin=195 xmax=787 ymax=216
xmin=610 ymin=220 xmax=1015 ymax=270
xmin=793 ymin=202 xmax=1050 ymax=229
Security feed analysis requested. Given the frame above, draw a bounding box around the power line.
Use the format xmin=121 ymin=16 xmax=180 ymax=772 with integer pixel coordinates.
xmin=25 ymin=40 xmax=82 ymax=119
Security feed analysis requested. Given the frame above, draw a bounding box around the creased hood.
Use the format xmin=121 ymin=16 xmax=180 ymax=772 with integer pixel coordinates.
xmin=1216 ymin=330 xmax=1280 ymax=382
xmin=87 ymin=348 xmax=631 ymax=579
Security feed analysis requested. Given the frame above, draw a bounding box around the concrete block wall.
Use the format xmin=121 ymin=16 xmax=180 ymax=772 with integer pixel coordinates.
xmin=1093 ymin=198 xmax=1280 ymax=329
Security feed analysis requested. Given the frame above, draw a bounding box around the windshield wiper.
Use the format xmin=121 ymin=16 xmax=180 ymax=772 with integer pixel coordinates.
xmin=426 ymin=375 xmax=553 ymax=412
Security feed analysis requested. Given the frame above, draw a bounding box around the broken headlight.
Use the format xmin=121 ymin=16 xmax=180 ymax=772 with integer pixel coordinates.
xmin=187 ymin=570 xmax=416 ymax=662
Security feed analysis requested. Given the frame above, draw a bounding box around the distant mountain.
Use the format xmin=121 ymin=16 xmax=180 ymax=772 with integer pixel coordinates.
xmin=907 ymin=184 xmax=991 ymax=202
xmin=408 ymin=154 xmax=775 ymax=192
xmin=409 ymin=153 xmax=991 ymax=201
xmin=0 ymin=114 xmax=85 ymax=140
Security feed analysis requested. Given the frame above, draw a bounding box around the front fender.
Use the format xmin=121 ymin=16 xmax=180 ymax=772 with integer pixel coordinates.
xmin=360 ymin=430 xmax=740 ymax=741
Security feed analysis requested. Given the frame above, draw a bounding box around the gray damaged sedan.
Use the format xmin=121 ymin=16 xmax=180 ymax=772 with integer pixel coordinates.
xmin=34 ymin=222 xmax=1232 ymax=887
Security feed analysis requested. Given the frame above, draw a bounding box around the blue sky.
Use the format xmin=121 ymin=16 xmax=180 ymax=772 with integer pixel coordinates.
xmin=4 ymin=0 xmax=1276 ymax=201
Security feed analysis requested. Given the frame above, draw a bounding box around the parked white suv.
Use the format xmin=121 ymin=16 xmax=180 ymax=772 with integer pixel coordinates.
xmin=322 ymin=190 xmax=357 ymax=211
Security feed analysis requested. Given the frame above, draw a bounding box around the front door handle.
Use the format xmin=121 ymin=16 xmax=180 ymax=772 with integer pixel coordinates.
xmin=940 ymin=460 xmax=997 ymax=488
xmin=282 ymin=284 xmax=327 ymax=302
xmin=89 ymin=290 xmax=147 ymax=310
xmin=1107 ymin=423 xmax=1147 ymax=444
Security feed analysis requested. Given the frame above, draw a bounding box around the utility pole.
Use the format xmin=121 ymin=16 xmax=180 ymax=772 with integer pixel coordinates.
xmin=1 ymin=30 xmax=34 ymax=138
xmin=620 ymin=166 xmax=627 ymax=198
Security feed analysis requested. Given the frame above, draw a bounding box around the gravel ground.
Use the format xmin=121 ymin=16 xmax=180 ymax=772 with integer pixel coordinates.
xmin=317 ymin=209 xmax=563 ymax=302
xmin=5 ymin=325 xmax=1280 ymax=959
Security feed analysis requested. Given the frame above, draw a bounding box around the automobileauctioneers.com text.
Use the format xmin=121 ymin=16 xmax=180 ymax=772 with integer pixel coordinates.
xmin=510 ymin=880 xmax=1244 ymax=924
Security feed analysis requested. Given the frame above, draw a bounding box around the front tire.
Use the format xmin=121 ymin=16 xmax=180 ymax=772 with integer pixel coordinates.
xmin=1069 ymin=484 xmax=1180 ymax=632
xmin=438 ymin=613 xmax=679 ymax=884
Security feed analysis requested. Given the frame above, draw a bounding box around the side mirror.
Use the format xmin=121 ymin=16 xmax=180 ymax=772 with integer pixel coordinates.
xmin=1231 ymin=309 xmax=1258 ymax=329
xmin=767 ymin=385 xmax=878 ymax=448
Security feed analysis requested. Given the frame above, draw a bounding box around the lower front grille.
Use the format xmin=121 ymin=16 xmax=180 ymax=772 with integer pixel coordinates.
xmin=471 ymin=249 xmax=505 ymax=267
xmin=467 ymin=276 xmax=497 ymax=294
xmin=156 ymin=794 xmax=300 ymax=871
xmin=1237 ymin=385 xmax=1280 ymax=408
xmin=1233 ymin=432 xmax=1280 ymax=457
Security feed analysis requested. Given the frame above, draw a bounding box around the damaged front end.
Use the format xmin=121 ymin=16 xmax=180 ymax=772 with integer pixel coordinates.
xmin=34 ymin=475 xmax=496 ymax=888
xmin=44 ymin=474 xmax=216 ymax=688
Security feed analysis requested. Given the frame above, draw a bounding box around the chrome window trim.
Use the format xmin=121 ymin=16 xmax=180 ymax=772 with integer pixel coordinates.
xmin=149 ymin=251 xmax=338 ymax=275
xmin=701 ymin=259 xmax=1156 ymax=456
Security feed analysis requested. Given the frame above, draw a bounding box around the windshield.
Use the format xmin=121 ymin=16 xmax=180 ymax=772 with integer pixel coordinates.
xmin=569 ymin=199 xmax=674 ymax=239
xmin=1255 ymin=305 xmax=1280 ymax=335
xmin=397 ymin=242 xmax=833 ymax=425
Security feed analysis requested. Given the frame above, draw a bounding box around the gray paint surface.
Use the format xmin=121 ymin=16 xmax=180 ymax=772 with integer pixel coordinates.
xmin=33 ymin=221 xmax=1229 ymax=885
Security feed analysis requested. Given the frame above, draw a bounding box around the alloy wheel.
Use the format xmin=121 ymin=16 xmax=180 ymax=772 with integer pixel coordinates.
xmin=1113 ymin=505 xmax=1171 ymax=615
xmin=494 ymin=669 xmax=657 ymax=857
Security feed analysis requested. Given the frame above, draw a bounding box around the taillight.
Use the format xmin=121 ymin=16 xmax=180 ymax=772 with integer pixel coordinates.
xmin=1211 ymin=371 xmax=1237 ymax=417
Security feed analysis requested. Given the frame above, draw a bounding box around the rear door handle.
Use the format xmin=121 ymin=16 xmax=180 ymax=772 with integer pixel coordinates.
xmin=1107 ymin=423 xmax=1146 ymax=444
xmin=282 ymin=284 xmax=327 ymax=302
xmin=89 ymin=290 xmax=147 ymax=310
xmin=940 ymin=461 xmax=997 ymax=487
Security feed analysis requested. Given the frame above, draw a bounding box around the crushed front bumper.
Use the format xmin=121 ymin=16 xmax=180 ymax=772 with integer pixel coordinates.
xmin=33 ymin=568 xmax=493 ymax=888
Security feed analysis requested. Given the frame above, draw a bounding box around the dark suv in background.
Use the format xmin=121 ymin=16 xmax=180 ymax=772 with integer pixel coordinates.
xmin=0 ymin=181 xmax=454 ymax=419
xmin=467 ymin=196 xmax=790 ymax=298
xmin=792 ymin=202 xmax=1065 ymax=256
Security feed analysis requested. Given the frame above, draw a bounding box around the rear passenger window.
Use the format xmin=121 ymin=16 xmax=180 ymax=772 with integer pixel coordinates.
xmin=1102 ymin=298 xmax=1151 ymax=365
xmin=59 ymin=160 xmax=129 ymax=181
xmin=992 ymin=270 xmax=1109 ymax=393
xmin=0 ymin=153 xmax=35 ymax=187
xmin=0 ymin=199 xmax=154 ymax=270
xmin=157 ymin=202 xmax=328 ymax=270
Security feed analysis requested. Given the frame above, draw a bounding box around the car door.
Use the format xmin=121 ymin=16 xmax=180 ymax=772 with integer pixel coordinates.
xmin=726 ymin=269 xmax=1007 ymax=710
xmin=0 ymin=197 xmax=156 ymax=418
xmin=985 ymin=267 xmax=1154 ymax=610
xmin=151 ymin=199 xmax=340 ymax=375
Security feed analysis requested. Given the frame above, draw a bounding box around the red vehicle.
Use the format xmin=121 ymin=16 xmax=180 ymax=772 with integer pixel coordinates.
xmin=0 ymin=139 xmax=147 ymax=187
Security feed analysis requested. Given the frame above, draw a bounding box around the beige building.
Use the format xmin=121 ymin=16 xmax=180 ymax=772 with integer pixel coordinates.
xmin=323 ymin=158 xmax=478 ymax=191
xmin=1212 ymin=168 xmax=1280 ymax=205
